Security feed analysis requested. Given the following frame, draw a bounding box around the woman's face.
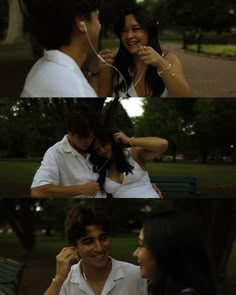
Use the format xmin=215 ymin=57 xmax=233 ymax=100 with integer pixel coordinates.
xmin=133 ymin=228 xmax=155 ymax=279
xmin=121 ymin=14 xmax=149 ymax=55
xmin=93 ymin=138 xmax=112 ymax=159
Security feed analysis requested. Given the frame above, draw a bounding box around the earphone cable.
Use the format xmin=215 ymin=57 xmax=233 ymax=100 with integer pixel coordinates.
xmin=84 ymin=28 xmax=128 ymax=96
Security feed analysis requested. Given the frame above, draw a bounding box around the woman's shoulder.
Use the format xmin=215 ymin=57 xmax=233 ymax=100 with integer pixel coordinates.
xmin=163 ymin=51 xmax=181 ymax=64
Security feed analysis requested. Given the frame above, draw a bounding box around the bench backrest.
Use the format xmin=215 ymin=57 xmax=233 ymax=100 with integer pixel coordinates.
xmin=150 ymin=176 xmax=200 ymax=198
xmin=0 ymin=257 xmax=25 ymax=295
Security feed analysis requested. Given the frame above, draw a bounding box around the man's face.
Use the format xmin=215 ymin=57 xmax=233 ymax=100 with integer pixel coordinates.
xmin=85 ymin=10 xmax=101 ymax=47
xmin=76 ymin=225 xmax=111 ymax=270
xmin=68 ymin=132 xmax=95 ymax=152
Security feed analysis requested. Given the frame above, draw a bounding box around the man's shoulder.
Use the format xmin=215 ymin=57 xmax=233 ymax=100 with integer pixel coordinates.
xmin=22 ymin=58 xmax=87 ymax=97
xmin=43 ymin=137 xmax=66 ymax=158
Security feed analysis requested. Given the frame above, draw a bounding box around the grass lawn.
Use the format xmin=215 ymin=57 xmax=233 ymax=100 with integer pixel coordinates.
xmin=187 ymin=44 xmax=236 ymax=58
xmin=1 ymin=159 xmax=236 ymax=191
xmin=147 ymin=162 xmax=236 ymax=190
xmin=0 ymin=159 xmax=40 ymax=184
xmin=0 ymin=43 xmax=33 ymax=62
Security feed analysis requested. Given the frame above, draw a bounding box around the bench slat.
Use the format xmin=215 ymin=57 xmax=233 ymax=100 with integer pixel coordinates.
xmin=150 ymin=175 xmax=200 ymax=197
xmin=0 ymin=258 xmax=25 ymax=295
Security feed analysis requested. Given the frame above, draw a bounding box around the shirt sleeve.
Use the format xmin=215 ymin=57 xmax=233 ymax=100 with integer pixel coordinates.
xmin=31 ymin=148 xmax=60 ymax=188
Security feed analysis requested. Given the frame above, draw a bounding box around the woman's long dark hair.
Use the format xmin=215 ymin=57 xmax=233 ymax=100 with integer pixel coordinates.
xmin=89 ymin=129 xmax=133 ymax=192
xmin=143 ymin=210 xmax=216 ymax=295
xmin=113 ymin=5 xmax=165 ymax=96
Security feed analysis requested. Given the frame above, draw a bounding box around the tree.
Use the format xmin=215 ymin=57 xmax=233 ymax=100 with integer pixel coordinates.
xmin=134 ymin=98 xmax=236 ymax=163
xmin=0 ymin=199 xmax=36 ymax=257
xmin=134 ymin=98 xmax=192 ymax=161
xmin=0 ymin=98 xmax=107 ymax=157
xmin=156 ymin=0 xmax=236 ymax=32
xmin=2 ymin=0 xmax=24 ymax=44
xmin=192 ymin=99 xmax=236 ymax=163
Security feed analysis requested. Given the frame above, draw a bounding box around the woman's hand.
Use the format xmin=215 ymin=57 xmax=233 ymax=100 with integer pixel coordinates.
xmin=137 ymin=45 xmax=162 ymax=68
xmin=137 ymin=46 xmax=192 ymax=97
xmin=113 ymin=131 xmax=131 ymax=145
xmin=98 ymin=49 xmax=115 ymax=70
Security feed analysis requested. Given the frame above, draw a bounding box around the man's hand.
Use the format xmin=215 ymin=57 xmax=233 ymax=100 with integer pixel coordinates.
xmin=54 ymin=247 xmax=79 ymax=283
xmin=80 ymin=181 xmax=100 ymax=196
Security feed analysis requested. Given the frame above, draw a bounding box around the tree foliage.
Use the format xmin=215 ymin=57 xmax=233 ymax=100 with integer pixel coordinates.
xmin=134 ymin=98 xmax=236 ymax=163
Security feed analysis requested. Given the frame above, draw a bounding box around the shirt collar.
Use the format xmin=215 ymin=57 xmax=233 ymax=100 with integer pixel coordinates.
xmin=44 ymin=50 xmax=81 ymax=73
xmin=61 ymin=135 xmax=90 ymax=160
xmin=70 ymin=257 xmax=124 ymax=285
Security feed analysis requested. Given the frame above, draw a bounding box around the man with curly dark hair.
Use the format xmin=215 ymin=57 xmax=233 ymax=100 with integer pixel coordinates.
xmin=44 ymin=205 xmax=147 ymax=295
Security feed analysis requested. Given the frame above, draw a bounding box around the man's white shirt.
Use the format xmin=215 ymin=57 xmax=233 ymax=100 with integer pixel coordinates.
xmin=31 ymin=135 xmax=106 ymax=198
xmin=59 ymin=258 xmax=148 ymax=295
xmin=21 ymin=50 xmax=97 ymax=97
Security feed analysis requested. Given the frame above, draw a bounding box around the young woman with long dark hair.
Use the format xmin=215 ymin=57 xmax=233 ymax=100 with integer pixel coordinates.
xmin=133 ymin=210 xmax=216 ymax=295
xmin=89 ymin=129 xmax=168 ymax=198
xmin=94 ymin=5 xmax=192 ymax=97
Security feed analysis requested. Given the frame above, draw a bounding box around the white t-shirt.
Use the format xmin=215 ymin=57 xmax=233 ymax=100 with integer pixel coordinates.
xmin=104 ymin=148 xmax=159 ymax=198
xmin=21 ymin=50 xmax=97 ymax=97
xmin=31 ymin=135 xmax=106 ymax=198
xmin=59 ymin=258 xmax=148 ymax=295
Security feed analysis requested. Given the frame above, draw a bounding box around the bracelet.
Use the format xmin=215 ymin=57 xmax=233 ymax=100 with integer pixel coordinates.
xmin=157 ymin=63 xmax=175 ymax=77
xmin=87 ymin=68 xmax=100 ymax=77
xmin=129 ymin=137 xmax=135 ymax=147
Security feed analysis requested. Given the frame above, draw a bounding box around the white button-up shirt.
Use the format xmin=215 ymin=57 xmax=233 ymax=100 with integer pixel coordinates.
xmin=21 ymin=50 xmax=97 ymax=97
xmin=60 ymin=258 xmax=148 ymax=295
xmin=31 ymin=135 xmax=106 ymax=198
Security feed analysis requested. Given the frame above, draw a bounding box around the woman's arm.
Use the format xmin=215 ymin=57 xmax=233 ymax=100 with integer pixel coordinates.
xmin=113 ymin=132 xmax=168 ymax=164
xmin=137 ymin=46 xmax=192 ymax=97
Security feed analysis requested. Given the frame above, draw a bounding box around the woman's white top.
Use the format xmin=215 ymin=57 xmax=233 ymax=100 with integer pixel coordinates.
xmin=115 ymin=85 xmax=168 ymax=97
xmin=104 ymin=148 xmax=159 ymax=198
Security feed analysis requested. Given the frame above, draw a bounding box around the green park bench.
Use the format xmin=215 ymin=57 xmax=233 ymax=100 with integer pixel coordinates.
xmin=0 ymin=257 xmax=25 ymax=295
xmin=150 ymin=175 xmax=200 ymax=198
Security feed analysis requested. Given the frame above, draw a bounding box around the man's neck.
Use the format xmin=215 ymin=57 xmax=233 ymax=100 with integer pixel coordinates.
xmin=66 ymin=135 xmax=88 ymax=158
xmin=81 ymin=259 xmax=112 ymax=283
xmin=59 ymin=39 xmax=87 ymax=68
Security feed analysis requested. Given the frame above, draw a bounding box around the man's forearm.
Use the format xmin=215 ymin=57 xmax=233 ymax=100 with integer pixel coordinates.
xmin=43 ymin=277 xmax=64 ymax=295
xmin=31 ymin=184 xmax=88 ymax=198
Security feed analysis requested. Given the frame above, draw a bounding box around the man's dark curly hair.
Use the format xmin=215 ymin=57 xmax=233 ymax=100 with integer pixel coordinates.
xmin=24 ymin=0 xmax=102 ymax=49
xmin=65 ymin=205 xmax=110 ymax=246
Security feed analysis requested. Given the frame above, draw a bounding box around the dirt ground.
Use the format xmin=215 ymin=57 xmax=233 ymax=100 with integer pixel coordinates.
xmin=1 ymin=242 xmax=236 ymax=295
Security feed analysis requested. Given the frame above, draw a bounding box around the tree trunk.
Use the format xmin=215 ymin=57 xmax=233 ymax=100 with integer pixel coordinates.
xmin=2 ymin=0 xmax=24 ymax=44
xmin=2 ymin=199 xmax=35 ymax=259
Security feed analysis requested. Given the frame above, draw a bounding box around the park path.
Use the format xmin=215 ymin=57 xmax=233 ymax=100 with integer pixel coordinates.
xmin=162 ymin=43 xmax=236 ymax=97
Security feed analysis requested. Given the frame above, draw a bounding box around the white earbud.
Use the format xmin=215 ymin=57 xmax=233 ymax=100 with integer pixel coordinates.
xmin=80 ymin=21 xmax=87 ymax=32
